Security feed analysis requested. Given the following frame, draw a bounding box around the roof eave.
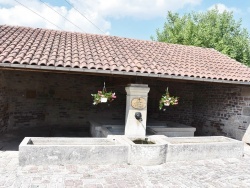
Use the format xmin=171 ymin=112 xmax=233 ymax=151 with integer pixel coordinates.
xmin=0 ymin=63 xmax=249 ymax=85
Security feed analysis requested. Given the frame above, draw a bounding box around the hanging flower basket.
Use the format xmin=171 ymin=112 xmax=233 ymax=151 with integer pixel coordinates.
xmin=159 ymin=87 xmax=179 ymax=110
xmin=91 ymin=82 xmax=116 ymax=105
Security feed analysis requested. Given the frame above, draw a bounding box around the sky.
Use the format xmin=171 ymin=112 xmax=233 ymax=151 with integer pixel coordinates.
xmin=0 ymin=0 xmax=250 ymax=40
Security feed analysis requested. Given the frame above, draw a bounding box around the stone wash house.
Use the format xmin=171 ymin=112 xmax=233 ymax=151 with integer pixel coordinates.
xmin=1 ymin=25 xmax=250 ymax=141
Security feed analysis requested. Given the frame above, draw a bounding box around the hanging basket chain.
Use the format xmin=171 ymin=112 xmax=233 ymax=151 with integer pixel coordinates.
xmin=102 ymin=82 xmax=106 ymax=93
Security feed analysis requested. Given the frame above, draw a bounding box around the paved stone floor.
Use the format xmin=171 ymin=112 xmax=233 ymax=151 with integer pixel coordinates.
xmin=1 ymin=128 xmax=250 ymax=188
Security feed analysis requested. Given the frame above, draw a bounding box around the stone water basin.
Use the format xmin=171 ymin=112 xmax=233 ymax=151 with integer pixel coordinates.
xmin=103 ymin=125 xmax=124 ymax=136
xmin=162 ymin=136 xmax=244 ymax=162
xmin=101 ymin=125 xmax=155 ymax=137
xmin=147 ymin=121 xmax=196 ymax=137
xmin=110 ymin=135 xmax=167 ymax=166
xmin=19 ymin=137 xmax=128 ymax=166
xmin=19 ymin=135 xmax=244 ymax=166
xmin=89 ymin=120 xmax=195 ymax=137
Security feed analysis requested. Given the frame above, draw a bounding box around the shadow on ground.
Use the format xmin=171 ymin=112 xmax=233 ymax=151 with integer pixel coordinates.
xmin=0 ymin=125 xmax=90 ymax=151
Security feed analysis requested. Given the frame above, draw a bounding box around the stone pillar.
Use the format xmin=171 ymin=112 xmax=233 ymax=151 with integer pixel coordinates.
xmin=125 ymin=84 xmax=150 ymax=137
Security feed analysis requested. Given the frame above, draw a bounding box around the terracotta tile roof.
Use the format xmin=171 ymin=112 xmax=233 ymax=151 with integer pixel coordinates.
xmin=1 ymin=25 xmax=250 ymax=83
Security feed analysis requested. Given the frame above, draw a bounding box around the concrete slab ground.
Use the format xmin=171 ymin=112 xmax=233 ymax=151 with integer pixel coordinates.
xmin=1 ymin=128 xmax=250 ymax=187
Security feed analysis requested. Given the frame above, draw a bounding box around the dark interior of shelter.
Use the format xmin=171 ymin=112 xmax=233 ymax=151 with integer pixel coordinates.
xmin=0 ymin=69 xmax=249 ymax=150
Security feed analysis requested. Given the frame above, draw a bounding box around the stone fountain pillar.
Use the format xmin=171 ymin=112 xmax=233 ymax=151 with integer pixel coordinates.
xmin=125 ymin=84 xmax=150 ymax=137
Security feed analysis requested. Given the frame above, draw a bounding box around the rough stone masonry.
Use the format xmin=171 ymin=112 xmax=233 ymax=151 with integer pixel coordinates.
xmin=0 ymin=69 xmax=250 ymax=141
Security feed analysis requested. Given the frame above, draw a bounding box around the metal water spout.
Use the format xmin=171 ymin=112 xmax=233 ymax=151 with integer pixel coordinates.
xmin=135 ymin=112 xmax=143 ymax=122
xmin=135 ymin=112 xmax=146 ymax=131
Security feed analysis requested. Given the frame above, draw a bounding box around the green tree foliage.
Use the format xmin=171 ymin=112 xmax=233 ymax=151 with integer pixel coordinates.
xmin=152 ymin=8 xmax=250 ymax=66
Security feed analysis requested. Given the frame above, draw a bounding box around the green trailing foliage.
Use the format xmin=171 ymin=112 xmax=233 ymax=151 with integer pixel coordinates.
xmin=151 ymin=8 xmax=250 ymax=66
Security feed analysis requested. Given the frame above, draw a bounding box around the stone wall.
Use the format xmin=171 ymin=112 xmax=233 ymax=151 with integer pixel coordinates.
xmin=1 ymin=69 xmax=250 ymax=140
xmin=0 ymin=70 xmax=194 ymax=133
xmin=145 ymin=79 xmax=194 ymax=126
xmin=2 ymin=70 xmax=128 ymax=130
xmin=0 ymin=71 xmax=9 ymax=134
xmin=192 ymin=83 xmax=250 ymax=140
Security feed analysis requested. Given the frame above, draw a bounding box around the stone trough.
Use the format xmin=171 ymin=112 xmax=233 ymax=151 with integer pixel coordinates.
xmin=19 ymin=136 xmax=244 ymax=166
xmin=19 ymin=137 xmax=128 ymax=166
xmin=147 ymin=121 xmax=196 ymax=137
xmin=162 ymin=136 xmax=244 ymax=162
xmin=109 ymin=135 xmax=167 ymax=166
xmin=101 ymin=125 xmax=155 ymax=137
xmin=89 ymin=121 xmax=196 ymax=138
